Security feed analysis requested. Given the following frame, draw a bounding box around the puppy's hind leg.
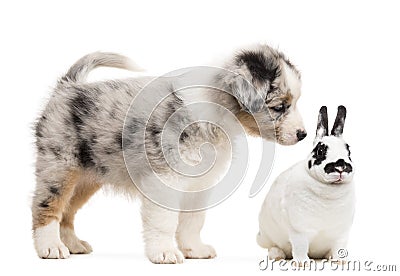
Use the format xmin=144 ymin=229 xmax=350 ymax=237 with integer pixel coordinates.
xmin=176 ymin=211 xmax=216 ymax=259
xmin=141 ymin=197 xmax=184 ymax=264
xmin=60 ymin=177 xmax=101 ymax=254
xmin=32 ymin=167 xmax=80 ymax=259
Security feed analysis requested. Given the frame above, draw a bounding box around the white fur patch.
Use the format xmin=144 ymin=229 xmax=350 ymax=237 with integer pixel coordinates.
xmin=146 ymin=244 xmax=184 ymax=264
xmin=176 ymin=212 xmax=216 ymax=259
xmin=179 ymin=243 xmax=216 ymax=259
xmin=33 ymin=220 xmax=70 ymax=259
xmin=283 ymin=63 xmax=301 ymax=101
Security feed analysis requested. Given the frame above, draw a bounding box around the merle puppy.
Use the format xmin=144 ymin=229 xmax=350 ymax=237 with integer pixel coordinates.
xmin=32 ymin=44 xmax=306 ymax=263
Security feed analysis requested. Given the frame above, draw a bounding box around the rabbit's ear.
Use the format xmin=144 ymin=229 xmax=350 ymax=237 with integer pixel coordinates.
xmin=316 ymin=106 xmax=329 ymax=139
xmin=331 ymin=105 xmax=347 ymax=136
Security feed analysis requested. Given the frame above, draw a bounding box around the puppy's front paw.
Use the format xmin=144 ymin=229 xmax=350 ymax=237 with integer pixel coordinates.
xmin=37 ymin=243 xmax=70 ymax=259
xmin=60 ymin=227 xmax=92 ymax=254
xmin=147 ymin=247 xmax=184 ymax=264
xmin=63 ymin=238 xmax=92 ymax=254
xmin=34 ymin=222 xmax=70 ymax=259
xmin=180 ymin=243 xmax=216 ymax=259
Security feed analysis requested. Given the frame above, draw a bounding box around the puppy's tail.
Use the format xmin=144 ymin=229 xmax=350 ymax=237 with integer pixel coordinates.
xmin=61 ymin=52 xmax=144 ymax=83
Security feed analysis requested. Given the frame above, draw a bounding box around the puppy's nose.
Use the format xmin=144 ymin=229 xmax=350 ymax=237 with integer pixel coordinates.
xmin=296 ymin=129 xmax=307 ymax=141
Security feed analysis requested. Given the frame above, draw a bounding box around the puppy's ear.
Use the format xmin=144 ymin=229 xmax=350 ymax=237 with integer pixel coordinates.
xmin=316 ymin=106 xmax=329 ymax=139
xmin=331 ymin=105 xmax=347 ymax=136
xmin=229 ymin=72 xmax=266 ymax=113
xmin=230 ymin=51 xmax=279 ymax=113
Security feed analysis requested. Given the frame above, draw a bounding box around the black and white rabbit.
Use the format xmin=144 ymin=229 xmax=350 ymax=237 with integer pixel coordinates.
xmin=257 ymin=106 xmax=355 ymax=263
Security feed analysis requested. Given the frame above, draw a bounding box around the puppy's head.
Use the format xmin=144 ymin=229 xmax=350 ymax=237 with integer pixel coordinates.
xmin=223 ymin=45 xmax=306 ymax=145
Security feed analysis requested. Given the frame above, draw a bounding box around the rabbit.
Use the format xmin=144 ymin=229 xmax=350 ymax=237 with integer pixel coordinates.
xmin=257 ymin=105 xmax=355 ymax=263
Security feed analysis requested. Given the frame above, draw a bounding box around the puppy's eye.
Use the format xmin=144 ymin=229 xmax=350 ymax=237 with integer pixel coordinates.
xmin=272 ymin=104 xmax=284 ymax=112
xmin=317 ymin=148 xmax=324 ymax=156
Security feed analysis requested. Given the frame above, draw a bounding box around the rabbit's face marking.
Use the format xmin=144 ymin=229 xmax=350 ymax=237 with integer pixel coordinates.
xmin=308 ymin=136 xmax=354 ymax=184
xmin=324 ymin=159 xmax=353 ymax=174
xmin=307 ymin=105 xmax=354 ymax=184
xmin=311 ymin=142 xmax=328 ymax=166
xmin=345 ymin=143 xmax=352 ymax=161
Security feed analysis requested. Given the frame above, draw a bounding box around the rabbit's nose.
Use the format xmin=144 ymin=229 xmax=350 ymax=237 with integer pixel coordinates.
xmin=335 ymin=159 xmax=346 ymax=172
xmin=335 ymin=167 xmax=344 ymax=173
xmin=296 ymin=129 xmax=307 ymax=141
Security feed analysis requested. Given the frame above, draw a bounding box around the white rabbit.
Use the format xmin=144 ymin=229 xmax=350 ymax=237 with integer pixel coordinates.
xmin=257 ymin=106 xmax=355 ymax=263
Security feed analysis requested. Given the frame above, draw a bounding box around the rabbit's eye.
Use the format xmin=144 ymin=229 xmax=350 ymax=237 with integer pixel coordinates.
xmin=315 ymin=144 xmax=327 ymax=157
xmin=312 ymin=142 xmax=328 ymax=165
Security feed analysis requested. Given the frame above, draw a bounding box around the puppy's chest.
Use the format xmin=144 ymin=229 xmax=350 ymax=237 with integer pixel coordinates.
xmin=172 ymin=138 xmax=231 ymax=188
xmin=178 ymin=126 xmax=230 ymax=164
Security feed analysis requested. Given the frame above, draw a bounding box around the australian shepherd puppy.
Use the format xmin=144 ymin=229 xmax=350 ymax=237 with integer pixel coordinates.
xmin=32 ymin=44 xmax=306 ymax=263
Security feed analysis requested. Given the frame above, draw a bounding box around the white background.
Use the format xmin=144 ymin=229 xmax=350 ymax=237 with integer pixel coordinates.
xmin=1 ymin=0 xmax=399 ymax=275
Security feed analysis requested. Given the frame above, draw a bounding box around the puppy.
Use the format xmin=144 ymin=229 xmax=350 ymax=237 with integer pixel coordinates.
xmin=32 ymin=44 xmax=306 ymax=263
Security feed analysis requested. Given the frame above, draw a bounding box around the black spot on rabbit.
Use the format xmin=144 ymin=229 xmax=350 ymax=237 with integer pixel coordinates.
xmin=312 ymin=142 xmax=328 ymax=166
xmin=324 ymin=159 xmax=353 ymax=174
